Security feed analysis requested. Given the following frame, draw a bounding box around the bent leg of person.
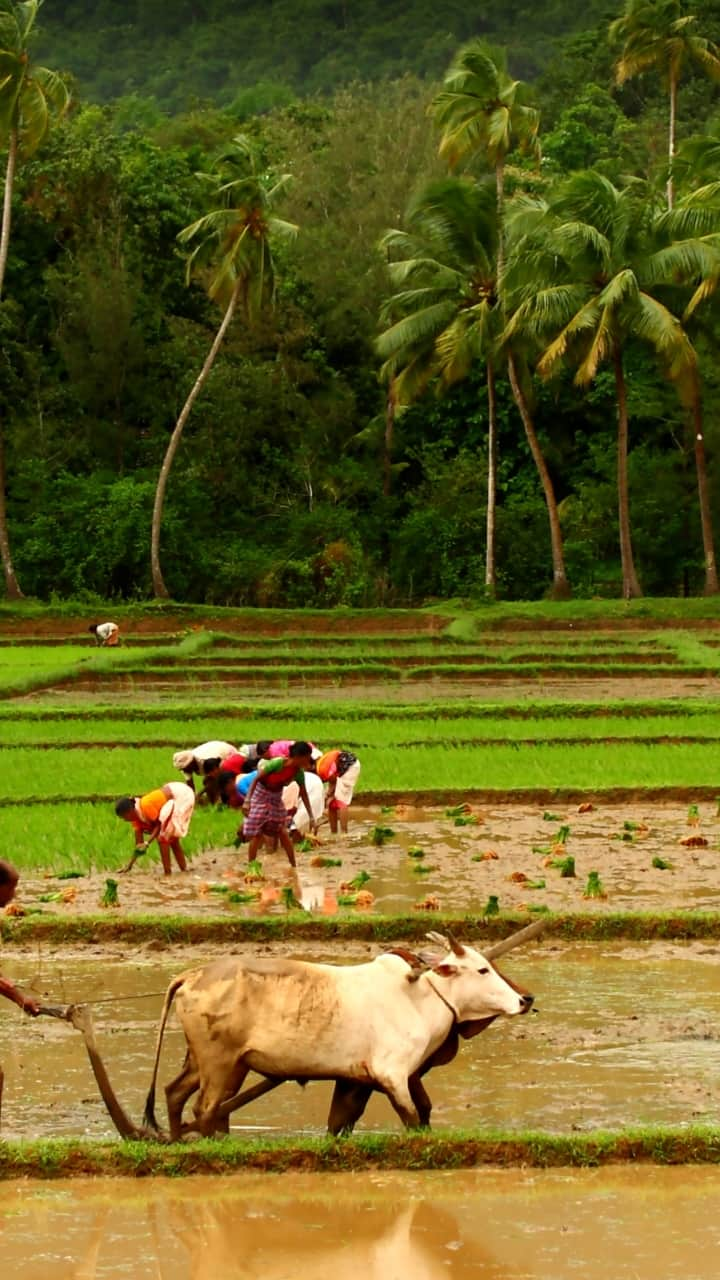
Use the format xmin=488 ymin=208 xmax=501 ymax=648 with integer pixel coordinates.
xmin=158 ymin=840 xmax=172 ymax=875
xmin=170 ymin=839 xmax=187 ymax=871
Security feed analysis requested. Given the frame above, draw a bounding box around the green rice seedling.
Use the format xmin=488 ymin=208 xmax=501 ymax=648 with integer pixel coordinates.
xmin=101 ymin=879 xmax=119 ymax=908
xmin=370 ymin=826 xmax=395 ymax=846
xmin=532 ymin=844 xmax=553 ymax=857
xmin=687 ymin=803 xmax=700 ymax=827
xmin=207 ymin=883 xmax=230 ymax=895
xmin=227 ymin=890 xmax=258 ymax=904
xmin=56 ymin=870 xmax=84 ymax=880
xmin=245 ymin=860 xmax=264 ymax=881
xmin=623 ymin=820 xmax=639 ymax=831
xmin=380 ymin=805 xmax=395 ymax=815
xmin=310 ymin=856 xmax=343 ymax=867
xmin=584 ymin=870 xmax=606 ymax=898
xmin=526 ymin=903 xmax=551 ymax=914
xmin=526 ymin=879 xmax=546 ymax=890
xmin=445 ymin=804 xmax=471 ymax=818
xmin=346 ymin=870 xmax=371 ymax=890
xmin=407 ymin=847 xmax=425 ymax=859
xmin=297 ymin=838 xmax=315 ymax=853
xmin=555 ymin=825 xmax=571 ymax=845
xmin=337 ymin=893 xmax=358 ymax=906
xmin=38 ymin=891 xmax=63 ymax=903
xmin=453 ymin=815 xmax=478 ymax=827
xmin=543 ymin=812 xmax=561 ymax=822
xmin=551 ymin=856 xmax=576 ymax=878
xmin=482 ymin=895 xmax=500 ymax=917
xmin=652 ymin=856 xmax=674 ymax=870
xmin=281 ymin=886 xmax=303 ymax=910
xmin=412 ymin=864 xmax=437 ymax=875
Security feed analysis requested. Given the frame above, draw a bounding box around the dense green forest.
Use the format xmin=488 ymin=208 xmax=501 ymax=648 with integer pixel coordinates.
xmin=1 ymin=0 xmax=720 ymax=603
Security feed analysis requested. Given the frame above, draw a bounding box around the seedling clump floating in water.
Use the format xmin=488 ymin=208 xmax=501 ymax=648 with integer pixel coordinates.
xmin=245 ymin=860 xmax=264 ymax=881
xmin=482 ymin=894 xmax=500 ymax=917
xmin=454 ymin=815 xmax=478 ymax=827
xmin=345 ymin=870 xmax=371 ymax=890
xmin=412 ymin=863 xmax=437 ymax=875
xmin=407 ymin=847 xmax=425 ymax=859
xmin=101 ymin=878 xmax=119 ymax=908
xmin=280 ymin=885 xmax=303 ymax=910
xmin=551 ymin=855 xmax=576 ymax=878
xmin=584 ymin=870 xmax=606 ymax=899
xmin=687 ymin=804 xmax=700 ymax=827
xmin=543 ymin=812 xmax=561 ymax=823
xmin=370 ymin=825 xmax=395 ymax=846
xmin=652 ymin=856 xmax=673 ymax=870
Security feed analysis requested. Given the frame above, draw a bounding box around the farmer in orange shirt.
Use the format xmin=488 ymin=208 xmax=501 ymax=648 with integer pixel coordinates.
xmin=115 ymin=782 xmax=195 ymax=874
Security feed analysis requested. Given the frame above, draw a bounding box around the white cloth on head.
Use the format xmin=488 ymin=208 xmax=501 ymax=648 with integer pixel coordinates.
xmin=174 ymin=741 xmax=237 ymax=772
xmin=283 ymin=772 xmax=325 ymax=835
xmin=158 ymin=783 xmax=196 ymax=839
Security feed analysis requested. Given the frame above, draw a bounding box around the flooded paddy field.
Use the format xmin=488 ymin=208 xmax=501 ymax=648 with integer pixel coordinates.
xmin=1 ymin=942 xmax=720 ymax=1140
xmin=3 ymin=1166 xmax=720 ymax=1279
xmin=11 ymin=799 xmax=720 ymax=917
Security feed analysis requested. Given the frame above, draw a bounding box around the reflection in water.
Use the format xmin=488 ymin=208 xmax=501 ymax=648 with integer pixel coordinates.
xmin=3 ymin=1168 xmax=720 ymax=1280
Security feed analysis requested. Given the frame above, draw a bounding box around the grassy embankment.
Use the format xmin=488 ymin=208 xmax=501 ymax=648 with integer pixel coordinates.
xmin=3 ymin=1126 xmax=720 ymax=1178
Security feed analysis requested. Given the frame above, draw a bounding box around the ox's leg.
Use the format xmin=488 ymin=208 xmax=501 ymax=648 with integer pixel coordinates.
xmin=166 ymin=1052 xmax=200 ymax=1142
xmin=373 ymin=1072 xmax=420 ymax=1129
xmin=193 ymin=1060 xmax=249 ymax=1138
xmin=408 ymin=1074 xmax=432 ymax=1128
xmin=327 ymin=1080 xmax=373 ymax=1136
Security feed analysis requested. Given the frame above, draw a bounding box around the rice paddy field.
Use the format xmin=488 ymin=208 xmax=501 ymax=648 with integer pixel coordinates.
xmin=3 ymin=600 xmax=720 ymax=1205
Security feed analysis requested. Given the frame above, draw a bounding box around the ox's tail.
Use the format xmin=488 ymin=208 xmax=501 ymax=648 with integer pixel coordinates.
xmin=143 ymin=975 xmax=186 ymax=1132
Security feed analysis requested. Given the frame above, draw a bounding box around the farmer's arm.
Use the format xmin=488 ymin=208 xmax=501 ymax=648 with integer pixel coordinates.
xmin=0 ymin=973 xmax=39 ymax=1016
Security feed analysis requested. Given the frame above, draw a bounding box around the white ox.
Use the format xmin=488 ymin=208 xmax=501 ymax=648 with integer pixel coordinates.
xmin=144 ymin=933 xmax=534 ymax=1139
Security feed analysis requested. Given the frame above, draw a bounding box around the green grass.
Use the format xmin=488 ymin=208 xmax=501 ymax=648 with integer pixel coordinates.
xmin=3 ymin=708 xmax=720 ymax=747
xmin=6 ymin=739 xmax=720 ymax=802
xmin=3 ymin=1125 xmax=720 ymax=1178
xmin=0 ymin=802 xmax=233 ymax=873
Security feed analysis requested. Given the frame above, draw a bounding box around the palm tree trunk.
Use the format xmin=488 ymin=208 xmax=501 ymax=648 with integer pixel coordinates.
xmin=612 ymin=344 xmax=642 ymax=599
xmin=667 ymin=71 xmax=677 ymax=210
xmin=507 ymin=352 xmax=570 ymax=599
xmin=691 ymin=382 xmax=719 ymax=594
xmin=383 ymin=381 xmax=396 ymax=498
xmin=0 ymin=129 xmax=24 ymax=600
xmin=495 ymin=160 xmax=505 ymax=279
xmin=485 ymin=361 xmax=497 ymax=594
xmin=151 ymin=279 xmax=242 ymax=598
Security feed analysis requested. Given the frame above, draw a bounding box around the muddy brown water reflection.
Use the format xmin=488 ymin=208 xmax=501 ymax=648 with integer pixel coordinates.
xmin=1 ymin=943 xmax=719 ymax=1138
xmin=3 ymin=1168 xmax=720 ymax=1279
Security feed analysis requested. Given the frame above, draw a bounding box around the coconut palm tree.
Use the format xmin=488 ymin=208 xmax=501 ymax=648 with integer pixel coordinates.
xmin=0 ymin=0 xmax=69 ymax=598
xmin=429 ymin=40 xmax=539 ymax=272
xmin=376 ymin=177 xmax=502 ymax=592
xmin=506 ymin=171 xmax=705 ymax=598
xmin=430 ymin=43 xmax=570 ymax=597
xmin=150 ymin=135 xmax=297 ymax=598
xmin=610 ymin=0 xmax=720 ymax=209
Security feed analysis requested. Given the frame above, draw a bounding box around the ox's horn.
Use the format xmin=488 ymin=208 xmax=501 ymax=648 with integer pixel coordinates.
xmin=425 ymin=931 xmax=450 ymax=951
xmin=484 ymin=918 xmax=549 ymax=961
xmin=445 ymin=928 xmax=465 ymax=957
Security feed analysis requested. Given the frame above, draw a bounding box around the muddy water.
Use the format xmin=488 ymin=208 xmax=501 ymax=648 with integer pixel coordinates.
xmin=1 ymin=943 xmax=720 ymax=1139
xmin=3 ymin=1167 xmax=720 ymax=1279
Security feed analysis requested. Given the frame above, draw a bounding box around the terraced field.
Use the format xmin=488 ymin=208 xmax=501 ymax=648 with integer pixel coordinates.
xmin=3 ymin=604 xmax=720 ymax=1182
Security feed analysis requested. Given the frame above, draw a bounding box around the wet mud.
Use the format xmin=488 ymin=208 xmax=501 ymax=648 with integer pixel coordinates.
xmin=11 ymin=798 xmax=720 ymax=919
xmin=2 ymin=1167 xmax=720 ymax=1279
xmin=1 ymin=942 xmax=720 ymax=1140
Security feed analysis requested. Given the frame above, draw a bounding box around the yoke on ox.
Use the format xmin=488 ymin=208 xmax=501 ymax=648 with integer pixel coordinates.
xmin=143 ymin=925 xmax=538 ymax=1140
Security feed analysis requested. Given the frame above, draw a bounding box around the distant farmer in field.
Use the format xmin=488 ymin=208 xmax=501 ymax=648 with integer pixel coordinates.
xmin=0 ymin=862 xmax=39 ymax=1016
xmin=173 ymin=740 xmax=237 ymax=802
xmin=316 ymin=749 xmax=361 ymax=834
xmin=242 ymin=741 xmax=317 ymax=867
xmin=115 ymin=782 xmax=195 ymax=874
xmin=88 ymin=621 xmax=119 ymax=647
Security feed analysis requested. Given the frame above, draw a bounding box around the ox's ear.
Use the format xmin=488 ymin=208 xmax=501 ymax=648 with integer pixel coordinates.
xmin=433 ymin=962 xmax=459 ymax=978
